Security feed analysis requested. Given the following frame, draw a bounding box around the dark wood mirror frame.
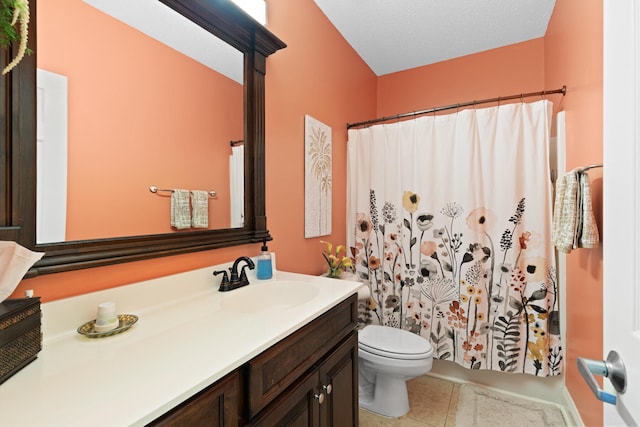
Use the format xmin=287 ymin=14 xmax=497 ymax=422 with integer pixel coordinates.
xmin=0 ymin=0 xmax=286 ymax=277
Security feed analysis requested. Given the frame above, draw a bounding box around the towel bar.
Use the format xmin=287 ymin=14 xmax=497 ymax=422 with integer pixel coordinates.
xmin=579 ymin=163 xmax=603 ymax=172
xmin=149 ymin=185 xmax=216 ymax=198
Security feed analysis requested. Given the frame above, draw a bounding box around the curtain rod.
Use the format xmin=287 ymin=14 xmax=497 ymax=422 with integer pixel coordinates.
xmin=346 ymin=85 xmax=566 ymax=130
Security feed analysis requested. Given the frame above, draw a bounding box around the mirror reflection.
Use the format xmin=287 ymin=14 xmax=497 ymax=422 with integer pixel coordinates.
xmin=36 ymin=0 xmax=244 ymax=243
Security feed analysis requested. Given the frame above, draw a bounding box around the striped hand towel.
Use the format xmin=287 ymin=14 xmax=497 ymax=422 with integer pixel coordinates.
xmin=578 ymin=171 xmax=599 ymax=248
xmin=552 ymin=170 xmax=579 ymax=253
xmin=171 ymin=189 xmax=191 ymax=230
xmin=191 ymin=190 xmax=209 ymax=229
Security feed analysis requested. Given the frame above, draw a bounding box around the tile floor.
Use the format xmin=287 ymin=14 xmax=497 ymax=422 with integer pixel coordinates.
xmin=359 ymin=375 xmax=460 ymax=427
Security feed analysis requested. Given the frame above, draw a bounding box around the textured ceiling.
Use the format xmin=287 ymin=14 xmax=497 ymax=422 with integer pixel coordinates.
xmin=313 ymin=0 xmax=556 ymax=76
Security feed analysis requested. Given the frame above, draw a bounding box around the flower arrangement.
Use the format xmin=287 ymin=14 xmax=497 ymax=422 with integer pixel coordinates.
xmin=320 ymin=240 xmax=353 ymax=278
xmin=0 ymin=0 xmax=30 ymax=75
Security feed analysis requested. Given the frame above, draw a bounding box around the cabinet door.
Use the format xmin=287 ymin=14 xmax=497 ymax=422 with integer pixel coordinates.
xmin=319 ymin=331 xmax=358 ymax=427
xmin=251 ymin=370 xmax=321 ymax=427
xmin=148 ymin=371 xmax=239 ymax=427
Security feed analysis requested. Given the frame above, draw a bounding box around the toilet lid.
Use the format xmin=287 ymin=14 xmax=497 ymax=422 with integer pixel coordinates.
xmin=359 ymin=325 xmax=433 ymax=360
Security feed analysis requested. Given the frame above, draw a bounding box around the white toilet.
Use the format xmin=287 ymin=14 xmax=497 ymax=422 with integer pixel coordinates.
xmin=358 ymin=324 xmax=434 ymax=418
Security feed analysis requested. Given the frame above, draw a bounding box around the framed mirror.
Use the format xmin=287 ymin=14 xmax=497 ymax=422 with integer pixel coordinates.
xmin=37 ymin=0 xmax=246 ymax=242
xmin=0 ymin=0 xmax=286 ymax=276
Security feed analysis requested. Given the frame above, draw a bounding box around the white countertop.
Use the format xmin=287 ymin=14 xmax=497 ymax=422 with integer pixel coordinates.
xmin=0 ymin=260 xmax=363 ymax=426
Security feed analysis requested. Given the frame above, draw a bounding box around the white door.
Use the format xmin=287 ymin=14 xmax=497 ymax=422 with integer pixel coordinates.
xmin=602 ymin=1 xmax=640 ymax=425
xmin=36 ymin=69 xmax=68 ymax=244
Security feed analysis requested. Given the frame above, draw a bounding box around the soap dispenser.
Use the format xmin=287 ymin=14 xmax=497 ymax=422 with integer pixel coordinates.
xmin=256 ymin=240 xmax=273 ymax=280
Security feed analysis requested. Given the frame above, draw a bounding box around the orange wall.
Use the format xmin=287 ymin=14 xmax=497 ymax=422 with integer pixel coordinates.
xmin=545 ymin=0 xmax=603 ymax=426
xmin=13 ymin=0 xmax=376 ymax=301
xmin=377 ymin=38 xmax=546 ymax=117
xmin=38 ymin=0 xmax=241 ymax=238
xmin=263 ymin=0 xmax=377 ymax=275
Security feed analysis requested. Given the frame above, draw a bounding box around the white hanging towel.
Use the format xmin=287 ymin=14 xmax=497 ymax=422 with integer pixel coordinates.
xmin=579 ymin=171 xmax=600 ymax=248
xmin=552 ymin=169 xmax=600 ymax=252
xmin=191 ymin=190 xmax=209 ymax=228
xmin=171 ymin=189 xmax=191 ymax=230
xmin=552 ymin=170 xmax=579 ymax=252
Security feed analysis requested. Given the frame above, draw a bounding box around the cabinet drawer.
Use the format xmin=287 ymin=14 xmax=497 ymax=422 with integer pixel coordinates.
xmin=246 ymin=294 xmax=357 ymax=417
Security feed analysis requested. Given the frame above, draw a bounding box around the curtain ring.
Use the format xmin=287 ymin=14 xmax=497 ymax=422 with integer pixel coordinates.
xmin=473 ymin=100 xmax=477 ymax=110
xmin=520 ymin=93 xmax=524 ymax=103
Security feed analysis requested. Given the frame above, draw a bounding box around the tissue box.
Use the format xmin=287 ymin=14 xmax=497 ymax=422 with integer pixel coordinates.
xmin=0 ymin=297 xmax=41 ymax=385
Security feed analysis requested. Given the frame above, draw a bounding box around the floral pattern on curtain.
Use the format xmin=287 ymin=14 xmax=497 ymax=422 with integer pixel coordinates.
xmin=346 ymin=100 xmax=562 ymax=376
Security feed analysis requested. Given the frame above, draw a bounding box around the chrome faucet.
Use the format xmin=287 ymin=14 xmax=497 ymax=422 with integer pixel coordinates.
xmin=213 ymin=256 xmax=255 ymax=292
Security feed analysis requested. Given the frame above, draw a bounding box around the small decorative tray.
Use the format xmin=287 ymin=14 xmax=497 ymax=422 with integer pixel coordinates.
xmin=77 ymin=314 xmax=138 ymax=338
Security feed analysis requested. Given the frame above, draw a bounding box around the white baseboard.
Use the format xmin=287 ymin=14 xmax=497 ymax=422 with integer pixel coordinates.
xmin=560 ymin=386 xmax=586 ymax=427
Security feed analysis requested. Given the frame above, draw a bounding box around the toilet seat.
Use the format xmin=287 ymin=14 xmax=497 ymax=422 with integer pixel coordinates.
xmin=359 ymin=325 xmax=433 ymax=360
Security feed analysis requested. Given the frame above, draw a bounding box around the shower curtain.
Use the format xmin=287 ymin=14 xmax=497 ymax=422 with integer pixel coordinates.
xmin=346 ymin=100 xmax=562 ymax=376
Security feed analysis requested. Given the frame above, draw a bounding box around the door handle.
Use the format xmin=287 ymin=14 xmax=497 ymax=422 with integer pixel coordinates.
xmin=577 ymin=350 xmax=627 ymax=405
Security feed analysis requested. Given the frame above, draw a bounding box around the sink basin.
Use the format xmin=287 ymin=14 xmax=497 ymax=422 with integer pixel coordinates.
xmin=221 ymin=281 xmax=320 ymax=313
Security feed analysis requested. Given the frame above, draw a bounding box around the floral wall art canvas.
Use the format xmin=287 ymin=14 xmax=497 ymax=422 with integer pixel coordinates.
xmin=304 ymin=115 xmax=332 ymax=238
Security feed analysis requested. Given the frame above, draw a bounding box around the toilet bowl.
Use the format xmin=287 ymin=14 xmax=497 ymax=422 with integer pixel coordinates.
xmin=358 ymin=325 xmax=433 ymax=418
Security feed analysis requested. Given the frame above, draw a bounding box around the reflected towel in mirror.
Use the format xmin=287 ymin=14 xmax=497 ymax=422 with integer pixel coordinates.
xmin=171 ymin=189 xmax=191 ymax=230
xmin=230 ymin=145 xmax=244 ymax=228
xmin=191 ymin=190 xmax=209 ymax=229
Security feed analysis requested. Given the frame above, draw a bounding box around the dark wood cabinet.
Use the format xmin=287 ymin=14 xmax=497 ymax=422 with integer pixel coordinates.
xmin=148 ymin=294 xmax=358 ymax=427
xmin=250 ymin=369 xmax=321 ymax=427
xmin=251 ymin=331 xmax=358 ymax=427
xmin=148 ymin=370 xmax=239 ymax=427
xmin=318 ymin=332 xmax=359 ymax=427
xmin=245 ymin=294 xmax=357 ymax=418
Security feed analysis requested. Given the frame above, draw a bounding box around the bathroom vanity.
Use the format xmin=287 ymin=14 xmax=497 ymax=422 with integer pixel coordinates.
xmin=0 ymin=264 xmax=362 ymax=426
xmin=151 ymin=295 xmax=358 ymax=426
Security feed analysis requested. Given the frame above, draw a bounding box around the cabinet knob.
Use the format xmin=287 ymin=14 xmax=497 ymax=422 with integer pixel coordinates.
xmin=315 ymin=392 xmax=325 ymax=404
xmin=323 ymin=384 xmax=333 ymax=395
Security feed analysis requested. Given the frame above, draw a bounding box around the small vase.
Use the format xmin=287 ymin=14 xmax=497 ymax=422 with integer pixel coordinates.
xmin=327 ymin=268 xmax=342 ymax=279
